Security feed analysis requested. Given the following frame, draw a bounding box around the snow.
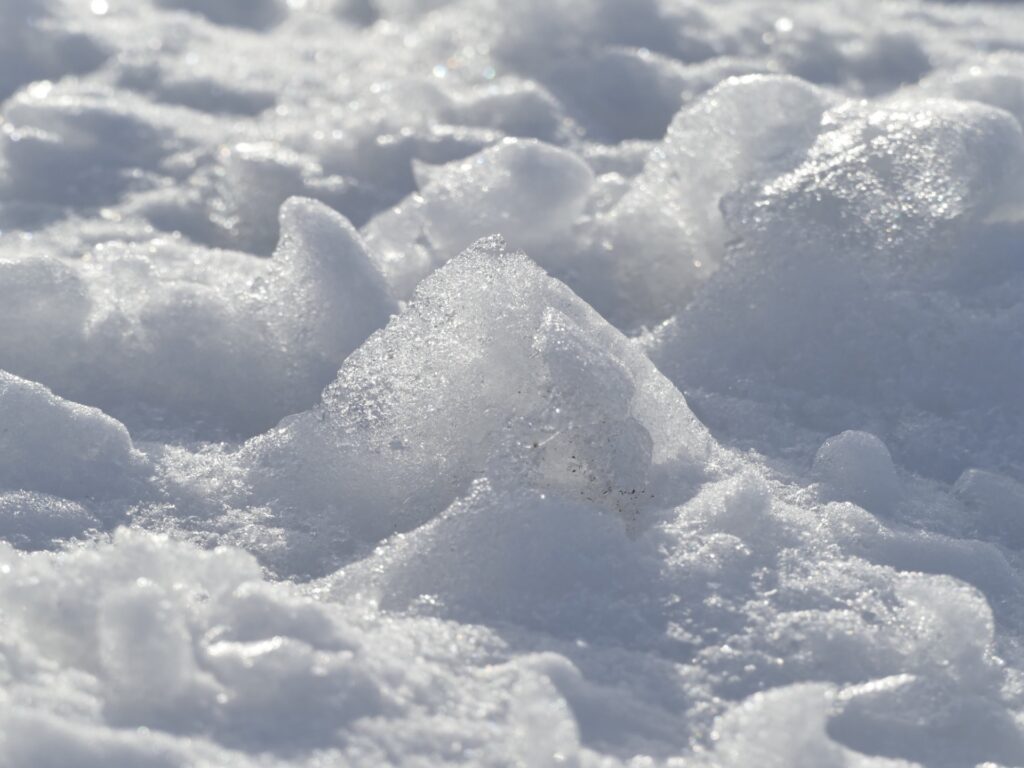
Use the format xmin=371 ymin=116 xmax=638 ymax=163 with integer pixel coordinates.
xmin=814 ymin=431 xmax=903 ymax=515
xmin=0 ymin=198 xmax=395 ymax=436
xmin=3 ymin=0 xmax=1024 ymax=766
xmin=644 ymin=90 xmax=1024 ymax=480
xmin=0 ymin=371 xmax=148 ymax=499
xmin=235 ymin=236 xmax=712 ymax=575
xmin=365 ymin=138 xmax=594 ymax=298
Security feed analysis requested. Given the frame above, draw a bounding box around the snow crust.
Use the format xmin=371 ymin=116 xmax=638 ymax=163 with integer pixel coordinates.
xmin=4 ymin=0 xmax=1024 ymax=765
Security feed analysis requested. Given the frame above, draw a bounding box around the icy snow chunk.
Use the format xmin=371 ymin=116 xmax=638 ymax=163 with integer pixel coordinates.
xmin=734 ymin=98 xmax=1024 ymax=265
xmin=631 ymin=72 xmax=830 ymax=233
xmin=592 ymin=75 xmax=833 ymax=329
xmin=814 ymin=431 xmax=902 ymax=515
xmin=647 ymin=95 xmax=1024 ymax=474
xmin=0 ymin=371 xmax=148 ymax=500
xmin=364 ymin=138 xmax=594 ymax=298
xmin=241 ymin=236 xmax=712 ymax=559
xmin=267 ymin=197 xmax=398 ymax=385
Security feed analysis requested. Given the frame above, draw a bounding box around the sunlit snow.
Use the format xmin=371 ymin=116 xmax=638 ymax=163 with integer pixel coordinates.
xmin=3 ymin=1 xmax=1024 ymax=766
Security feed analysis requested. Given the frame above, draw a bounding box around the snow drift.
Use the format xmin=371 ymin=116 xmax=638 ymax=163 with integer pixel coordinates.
xmin=4 ymin=0 xmax=1024 ymax=766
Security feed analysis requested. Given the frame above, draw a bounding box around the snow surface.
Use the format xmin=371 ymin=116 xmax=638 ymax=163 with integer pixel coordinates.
xmin=3 ymin=0 xmax=1024 ymax=766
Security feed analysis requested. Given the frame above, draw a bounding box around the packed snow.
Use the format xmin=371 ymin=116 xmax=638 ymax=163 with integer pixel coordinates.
xmin=3 ymin=0 xmax=1024 ymax=766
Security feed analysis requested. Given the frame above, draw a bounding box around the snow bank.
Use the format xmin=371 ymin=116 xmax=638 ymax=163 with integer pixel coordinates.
xmin=6 ymin=466 xmax=1024 ymax=765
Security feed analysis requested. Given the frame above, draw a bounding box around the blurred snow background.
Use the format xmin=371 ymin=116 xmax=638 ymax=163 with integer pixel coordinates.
xmin=3 ymin=0 xmax=1024 ymax=765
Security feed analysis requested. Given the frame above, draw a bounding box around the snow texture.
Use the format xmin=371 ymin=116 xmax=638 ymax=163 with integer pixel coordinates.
xmin=3 ymin=0 xmax=1024 ymax=766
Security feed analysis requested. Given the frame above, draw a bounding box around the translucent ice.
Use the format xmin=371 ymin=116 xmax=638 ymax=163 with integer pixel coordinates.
xmin=240 ymin=236 xmax=712 ymax=567
xmin=648 ymin=95 xmax=1024 ymax=477
xmin=590 ymin=75 xmax=833 ymax=328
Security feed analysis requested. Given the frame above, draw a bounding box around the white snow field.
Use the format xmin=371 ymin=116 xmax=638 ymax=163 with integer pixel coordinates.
xmin=5 ymin=0 xmax=1024 ymax=766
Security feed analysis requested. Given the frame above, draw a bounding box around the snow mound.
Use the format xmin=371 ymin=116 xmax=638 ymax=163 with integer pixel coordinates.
xmin=814 ymin=431 xmax=903 ymax=515
xmin=954 ymin=468 xmax=1024 ymax=546
xmin=328 ymin=480 xmax=662 ymax=636
xmin=586 ymin=75 xmax=833 ymax=329
xmin=648 ymin=95 xmax=1024 ymax=478
xmin=1 ymin=84 xmax=197 ymax=207
xmin=0 ymin=0 xmax=107 ymax=102
xmin=364 ymin=138 xmax=594 ymax=298
xmin=240 ymin=235 xmax=712 ymax=570
xmin=7 ymin=469 xmax=1023 ymax=765
xmin=0 ymin=198 xmax=394 ymax=437
xmin=915 ymin=52 xmax=1024 ymax=127
xmin=0 ymin=371 xmax=148 ymax=500
xmin=0 ymin=531 xmax=381 ymax=762
xmin=0 ymin=530 xmax=671 ymax=765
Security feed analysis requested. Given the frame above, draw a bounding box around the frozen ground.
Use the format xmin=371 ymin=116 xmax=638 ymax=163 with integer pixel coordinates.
xmin=3 ymin=0 xmax=1024 ymax=765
